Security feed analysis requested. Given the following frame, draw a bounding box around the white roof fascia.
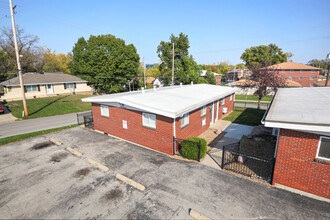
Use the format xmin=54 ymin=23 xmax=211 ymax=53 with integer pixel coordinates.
xmin=264 ymin=121 xmax=330 ymax=133
xmin=7 ymin=81 xmax=87 ymax=87
xmin=83 ymin=89 xmax=237 ymax=119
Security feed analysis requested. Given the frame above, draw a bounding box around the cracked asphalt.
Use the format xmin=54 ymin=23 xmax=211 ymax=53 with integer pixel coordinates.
xmin=0 ymin=126 xmax=329 ymax=219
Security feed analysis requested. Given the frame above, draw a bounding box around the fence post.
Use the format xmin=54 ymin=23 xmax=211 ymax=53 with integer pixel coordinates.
xmin=198 ymin=140 xmax=201 ymax=162
xmin=76 ymin=113 xmax=79 ymax=124
xmin=221 ymin=145 xmax=225 ymax=169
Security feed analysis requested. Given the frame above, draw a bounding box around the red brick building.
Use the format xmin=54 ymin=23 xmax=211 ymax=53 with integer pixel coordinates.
xmin=83 ymin=84 xmax=236 ymax=155
xmin=267 ymin=62 xmax=321 ymax=87
xmin=226 ymin=69 xmax=251 ymax=82
xmin=263 ymin=87 xmax=330 ymax=199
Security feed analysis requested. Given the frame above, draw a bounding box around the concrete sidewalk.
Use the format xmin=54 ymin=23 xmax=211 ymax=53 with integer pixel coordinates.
xmin=0 ymin=112 xmax=79 ymax=138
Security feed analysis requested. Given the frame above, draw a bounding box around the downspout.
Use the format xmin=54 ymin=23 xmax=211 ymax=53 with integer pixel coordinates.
xmin=173 ymin=117 xmax=176 ymax=155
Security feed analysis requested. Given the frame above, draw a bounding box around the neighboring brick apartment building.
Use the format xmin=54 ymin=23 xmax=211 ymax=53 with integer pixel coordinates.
xmin=226 ymin=69 xmax=251 ymax=82
xmin=200 ymin=70 xmax=222 ymax=85
xmin=267 ymin=62 xmax=321 ymax=87
xmin=263 ymin=87 xmax=330 ymax=199
xmin=83 ymin=84 xmax=236 ymax=155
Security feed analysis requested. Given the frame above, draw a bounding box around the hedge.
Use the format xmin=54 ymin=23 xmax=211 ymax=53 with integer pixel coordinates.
xmin=181 ymin=137 xmax=207 ymax=160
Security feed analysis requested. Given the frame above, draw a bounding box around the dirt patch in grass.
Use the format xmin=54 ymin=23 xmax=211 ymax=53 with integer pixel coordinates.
xmin=72 ymin=168 xmax=91 ymax=178
xmin=31 ymin=141 xmax=55 ymax=150
xmin=50 ymin=152 xmax=69 ymax=163
xmin=102 ymin=188 xmax=123 ymax=202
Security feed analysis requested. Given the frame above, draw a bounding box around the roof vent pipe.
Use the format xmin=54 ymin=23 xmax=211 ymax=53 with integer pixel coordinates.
xmin=141 ymin=87 xmax=145 ymax=94
xmin=191 ymin=81 xmax=193 ymax=85
xmin=180 ymin=82 xmax=182 ymax=87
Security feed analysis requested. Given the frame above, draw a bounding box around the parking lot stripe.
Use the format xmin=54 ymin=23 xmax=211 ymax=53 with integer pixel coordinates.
xmin=50 ymin=138 xmax=62 ymax=146
xmin=116 ymin=173 xmax=145 ymax=191
xmin=189 ymin=209 xmax=211 ymax=220
xmin=87 ymin=158 xmax=109 ymax=172
xmin=66 ymin=147 xmax=83 ymax=157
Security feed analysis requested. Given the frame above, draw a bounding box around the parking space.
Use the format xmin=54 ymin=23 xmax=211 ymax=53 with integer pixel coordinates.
xmin=0 ymin=127 xmax=329 ymax=219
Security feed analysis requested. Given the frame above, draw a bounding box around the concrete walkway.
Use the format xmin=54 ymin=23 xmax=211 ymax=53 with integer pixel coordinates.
xmin=0 ymin=105 xmax=17 ymax=124
xmin=0 ymin=112 xmax=79 ymax=138
xmin=201 ymin=123 xmax=254 ymax=170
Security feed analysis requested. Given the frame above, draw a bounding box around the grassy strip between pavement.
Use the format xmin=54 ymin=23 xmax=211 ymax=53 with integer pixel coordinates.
xmin=0 ymin=124 xmax=78 ymax=146
xmin=6 ymin=95 xmax=94 ymax=120
xmin=223 ymin=107 xmax=266 ymax=126
xmin=235 ymin=94 xmax=273 ymax=102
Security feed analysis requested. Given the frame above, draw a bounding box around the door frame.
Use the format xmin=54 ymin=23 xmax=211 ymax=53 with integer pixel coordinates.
xmin=210 ymin=102 xmax=214 ymax=124
xmin=46 ymin=84 xmax=53 ymax=94
xmin=215 ymin=100 xmax=219 ymax=121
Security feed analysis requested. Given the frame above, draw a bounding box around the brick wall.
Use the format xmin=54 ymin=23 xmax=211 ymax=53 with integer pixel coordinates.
xmin=273 ymin=129 xmax=330 ymax=199
xmin=92 ymin=93 xmax=235 ymax=156
xmin=281 ymin=70 xmax=319 ymax=87
xmin=92 ymin=104 xmax=174 ymax=155
xmin=215 ymin=75 xmax=221 ymax=85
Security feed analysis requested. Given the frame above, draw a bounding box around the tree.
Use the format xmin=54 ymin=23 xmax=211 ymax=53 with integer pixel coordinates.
xmin=307 ymin=59 xmax=330 ymax=74
xmin=240 ymin=44 xmax=289 ymax=68
xmin=240 ymin=63 xmax=286 ymax=109
xmin=43 ymin=49 xmax=71 ymax=73
xmin=157 ymin=33 xmax=202 ymax=85
xmin=205 ymin=70 xmax=216 ymax=85
xmin=68 ymin=34 xmax=140 ymax=93
xmin=0 ymin=26 xmax=43 ymax=73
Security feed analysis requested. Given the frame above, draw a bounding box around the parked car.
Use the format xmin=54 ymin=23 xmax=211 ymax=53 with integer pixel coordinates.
xmin=0 ymin=103 xmax=4 ymax=114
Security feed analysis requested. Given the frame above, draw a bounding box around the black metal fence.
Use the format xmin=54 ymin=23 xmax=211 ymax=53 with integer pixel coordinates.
xmin=173 ymin=137 xmax=202 ymax=162
xmin=221 ymin=142 xmax=275 ymax=183
xmin=76 ymin=111 xmax=94 ymax=129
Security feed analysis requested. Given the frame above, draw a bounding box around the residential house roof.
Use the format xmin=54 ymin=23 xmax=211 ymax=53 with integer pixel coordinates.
xmin=230 ymin=79 xmax=258 ymax=86
xmin=200 ymin=70 xmax=221 ymax=77
xmin=285 ymin=80 xmax=302 ymax=87
xmin=313 ymin=80 xmax=330 ymax=87
xmin=263 ymin=87 xmax=330 ymax=134
xmin=267 ymin=62 xmax=321 ymax=70
xmin=146 ymin=77 xmax=155 ymax=84
xmin=82 ymin=84 xmax=237 ymax=118
xmin=1 ymin=72 xmax=87 ymax=87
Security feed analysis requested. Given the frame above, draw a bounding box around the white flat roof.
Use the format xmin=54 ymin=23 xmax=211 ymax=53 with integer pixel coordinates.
xmin=82 ymin=84 xmax=237 ymax=118
xmin=264 ymin=87 xmax=330 ymax=133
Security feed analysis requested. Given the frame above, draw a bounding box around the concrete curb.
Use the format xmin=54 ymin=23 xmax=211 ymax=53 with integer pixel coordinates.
xmin=116 ymin=173 xmax=145 ymax=191
xmin=50 ymin=138 xmax=62 ymax=146
xmin=189 ymin=209 xmax=211 ymax=220
xmin=87 ymin=158 xmax=109 ymax=172
xmin=66 ymin=147 xmax=83 ymax=157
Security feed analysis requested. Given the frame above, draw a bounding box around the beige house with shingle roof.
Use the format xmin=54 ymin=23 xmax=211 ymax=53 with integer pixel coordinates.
xmin=0 ymin=72 xmax=93 ymax=101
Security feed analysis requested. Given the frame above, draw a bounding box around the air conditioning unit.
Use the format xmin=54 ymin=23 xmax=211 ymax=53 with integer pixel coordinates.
xmin=222 ymin=107 xmax=228 ymax=114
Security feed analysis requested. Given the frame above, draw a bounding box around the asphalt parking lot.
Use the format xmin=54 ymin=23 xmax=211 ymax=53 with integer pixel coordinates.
xmin=0 ymin=126 xmax=329 ymax=219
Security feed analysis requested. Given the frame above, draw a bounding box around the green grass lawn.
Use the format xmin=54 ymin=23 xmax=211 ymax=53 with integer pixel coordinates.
xmin=0 ymin=124 xmax=78 ymax=146
xmin=223 ymin=107 xmax=266 ymax=126
xmin=6 ymin=95 xmax=94 ymax=119
xmin=235 ymin=95 xmax=273 ymax=102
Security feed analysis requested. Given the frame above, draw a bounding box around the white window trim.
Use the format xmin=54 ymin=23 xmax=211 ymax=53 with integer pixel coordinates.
xmin=201 ymin=106 xmax=206 ymax=117
xmin=230 ymin=95 xmax=233 ymax=102
xmin=142 ymin=113 xmax=156 ymax=129
xmin=100 ymin=105 xmax=109 ymax=117
xmin=26 ymin=85 xmax=38 ymax=92
xmin=181 ymin=113 xmax=189 ymax=128
xmin=316 ymin=136 xmax=330 ymax=161
xmin=222 ymin=98 xmax=225 ymax=105
xmin=65 ymin=83 xmax=74 ymax=89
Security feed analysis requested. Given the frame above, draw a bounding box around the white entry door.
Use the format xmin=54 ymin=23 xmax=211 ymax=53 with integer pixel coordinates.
xmin=46 ymin=84 xmax=53 ymax=94
xmin=215 ymin=101 xmax=219 ymax=121
xmin=210 ymin=102 xmax=214 ymax=124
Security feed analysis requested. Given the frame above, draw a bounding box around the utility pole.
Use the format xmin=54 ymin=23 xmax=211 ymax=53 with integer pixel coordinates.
xmin=325 ymin=53 xmax=330 ymax=87
xmin=143 ymin=57 xmax=146 ymax=88
xmin=171 ymin=43 xmax=174 ymax=86
xmin=9 ymin=0 xmax=28 ymax=116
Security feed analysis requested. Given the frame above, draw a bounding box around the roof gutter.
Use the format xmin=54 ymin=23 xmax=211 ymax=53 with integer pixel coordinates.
xmin=261 ymin=89 xmax=277 ymax=125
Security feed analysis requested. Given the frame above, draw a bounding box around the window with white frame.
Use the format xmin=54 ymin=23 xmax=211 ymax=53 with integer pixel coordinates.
xmin=201 ymin=106 xmax=206 ymax=116
xmin=202 ymin=118 xmax=206 ymax=127
xmin=289 ymin=76 xmax=293 ymax=80
xmin=26 ymin=85 xmax=38 ymax=92
xmin=100 ymin=105 xmax=109 ymax=117
xmin=222 ymin=98 xmax=225 ymax=105
xmin=181 ymin=113 xmax=189 ymax=128
xmin=299 ymin=76 xmax=302 ymax=80
xmin=65 ymin=83 xmax=74 ymax=89
xmin=230 ymin=95 xmax=232 ymax=102
xmin=142 ymin=113 xmax=156 ymax=129
xmin=310 ymin=77 xmax=314 ymax=80
xmin=316 ymin=137 xmax=330 ymax=161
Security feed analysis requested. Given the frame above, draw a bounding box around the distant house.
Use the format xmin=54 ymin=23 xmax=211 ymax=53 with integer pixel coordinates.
xmin=200 ymin=70 xmax=221 ymax=85
xmin=313 ymin=80 xmax=329 ymax=87
xmin=0 ymin=72 xmax=93 ymax=101
xmin=267 ymin=62 xmax=321 ymax=87
xmin=82 ymin=84 xmax=236 ymax=155
xmin=226 ymin=69 xmax=251 ymax=82
xmin=263 ymin=87 xmax=330 ymax=199
xmin=152 ymin=78 xmax=164 ymax=88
